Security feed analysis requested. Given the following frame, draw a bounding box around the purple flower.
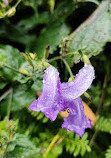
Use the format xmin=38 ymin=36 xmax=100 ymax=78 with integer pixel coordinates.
xmin=29 ymin=64 xmax=95 ymax=137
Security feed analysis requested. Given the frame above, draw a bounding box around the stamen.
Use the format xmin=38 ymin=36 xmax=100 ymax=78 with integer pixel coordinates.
xmin=67 ymin=108 xmax=70 ymax=113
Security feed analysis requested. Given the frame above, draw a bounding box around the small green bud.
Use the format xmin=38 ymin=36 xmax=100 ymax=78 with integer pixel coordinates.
xmin=43 ymin=62 xmax=50 ymax=68
xmin=48 ymin=0 xmax=55 ymax=13
xmin=82 ymin=54 xmax=91 ymax=65
xmin=68 ymin=76 xmax=74 ymax=82
xmin=19 ymin=68 xmax=29 ymax=75
xmin=21 ymin=53 xmax=29 ymax=60
xmin=44 ymin=45 xmax=50 ymax=60
xmin=29 ymin=53 xmax=37 ymax=60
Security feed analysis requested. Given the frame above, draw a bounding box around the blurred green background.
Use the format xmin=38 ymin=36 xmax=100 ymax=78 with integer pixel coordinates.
xmin=0 ymin=0 xmax=111 ymax=157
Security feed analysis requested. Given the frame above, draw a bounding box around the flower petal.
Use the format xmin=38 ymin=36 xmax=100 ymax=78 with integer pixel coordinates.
xmin=61 ymin=65 xmax=95 ymax=101
xmin=30 ymin=66 xmax=66 ymax=121
xmin=62 ymin=97 xmax=92 ymax=137
xmin=29 ymin=100 xmax=38 ymax=111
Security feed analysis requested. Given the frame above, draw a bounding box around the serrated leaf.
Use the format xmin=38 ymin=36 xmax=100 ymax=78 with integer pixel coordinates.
xmin=66 ymin=1 xmax=111 ymax=66
xmin=81 ymin=145 xmax=86 ymax=156
xmin=7 ymin=133 xmax=40 ymax=158
xmin=81 ymin=132 xmax=88 ymax=141
xmin=37 ymin=112 xmax=44 ymax=120
xmin=64 ymin=132 xmax=91 ymax=157
xmin=95 ymin=116 xmax=111 ymax=134
xmin=73 ymin=145 xmax=81 ymax=157
xmin=42 ymin=117 xmax=49 ymax=123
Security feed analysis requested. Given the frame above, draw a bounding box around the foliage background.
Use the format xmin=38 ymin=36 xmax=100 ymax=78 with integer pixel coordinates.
xmin=0 ymin=0 xmax=111 ymax=157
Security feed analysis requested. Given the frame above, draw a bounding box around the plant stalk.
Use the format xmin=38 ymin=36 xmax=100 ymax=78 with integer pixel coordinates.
xmin=43 ymin=134 xmax=60 ymax=157
xmin=62 ymin=59 xmax=74 ymax=80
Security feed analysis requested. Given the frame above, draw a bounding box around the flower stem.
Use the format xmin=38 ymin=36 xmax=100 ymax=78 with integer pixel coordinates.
xmin=48 ymin=56 xmax=62 ymax=62
xmin=43 ymin=134 xmax=60 ymax=157
xmin=48 ymin=51 xmax=79 ymax=63
xmin=62 ymin=59 xmax=74 ymax=80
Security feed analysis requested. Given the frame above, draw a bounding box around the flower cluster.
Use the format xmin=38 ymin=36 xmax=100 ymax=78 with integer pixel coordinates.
xmin=29 ymin=64 xmax=95 ymax=136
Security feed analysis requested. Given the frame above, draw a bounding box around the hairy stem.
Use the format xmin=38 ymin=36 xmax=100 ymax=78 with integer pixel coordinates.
xmin=48 ymin=56 xmax=62 ymax=62
xmin=62 ymin=59 xmax=74 ymax=80
xmin=48 ymin=51 xmax=79 ymax=63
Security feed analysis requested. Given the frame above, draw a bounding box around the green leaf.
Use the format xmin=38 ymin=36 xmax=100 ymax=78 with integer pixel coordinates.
xmin=11 ymin=84 xmax=36 ymax=111
xmin=73 ymin=145 xmax=81 ymax=157
xmin=29 ymin=110 xmax=49 ymax=123
xmin=7 ymin=133 xmax=39 ymax=158
xmin=105 ymin=146 xmax=111 ymax=158
xmin=0 ymin=45 xmax=44 ymax=84
xmin=64 ymin=132 xmax=91 ymax=157
xmin=23 ymin=0 xmax=43 ymax=11
xmin=32 ymin=22 xmax=70 ymax=57
xmin=31 ymin=79 xmax=43 ymax=91
xmin=46 ymin=144 xmax=63 ymax=158
xmin=0 ymin=25 xmax=36 ymax=46
xmin=83 ymin=151 xmax=99 ymax=158
xmin=51 ymin=0 xmax=79 ymax=22
xmin=0 ymin=45 xmax=25 ymax=81
xmin=0 ymin=80 xmax=7 ymax=89
xmin=95 ymin=116 xmax=111 ymax=134
xmin=17 ymin=12 xmax=50 ymax=32
xmin=0 ymin=83 xmax=36 ymax=112
xmin=66 ymin=1 xmax=111 ymax=66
